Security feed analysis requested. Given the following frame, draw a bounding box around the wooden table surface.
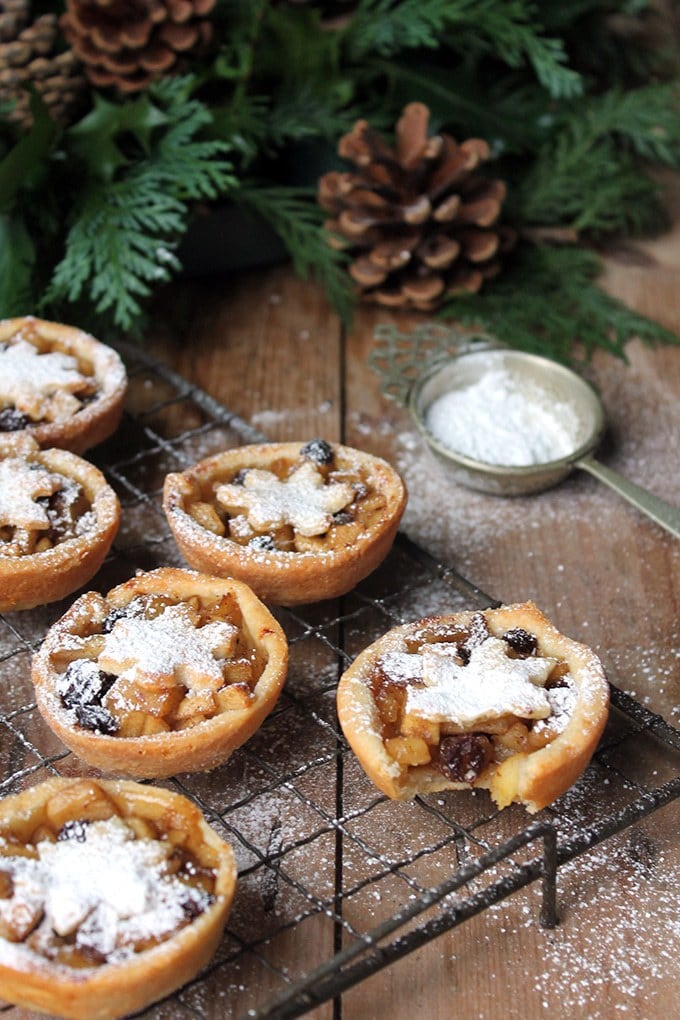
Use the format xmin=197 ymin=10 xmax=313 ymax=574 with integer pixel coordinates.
xmin=140 ymin=199 xmax=680 ymax=1020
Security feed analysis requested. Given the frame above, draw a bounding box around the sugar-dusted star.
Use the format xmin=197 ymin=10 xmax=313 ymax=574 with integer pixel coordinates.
xmin=0 ymin=341 xmax=88 ymax=414
xmin=0 ymin=458 xmax=61 ymax=530
xmin=216 ymin=461 xmax=354 ymax=537
xmin=406 ymin=636 xmax=557 ymax=727
xmin=98 ymin=603 xmax=239 ymax=692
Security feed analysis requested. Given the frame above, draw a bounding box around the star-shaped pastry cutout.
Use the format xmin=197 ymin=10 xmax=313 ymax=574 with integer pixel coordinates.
xmin=405 ymin=636 xmax=556 ymax=727
xmin=0 ymin=340 xmax=88 ymax=407
xmin=216 ymin=461 xmax=354 ymax=537
xmin=98 ymin=603 xmax=239 ymax=692
xmin=0 ymin=458 xmax=61 ymax=530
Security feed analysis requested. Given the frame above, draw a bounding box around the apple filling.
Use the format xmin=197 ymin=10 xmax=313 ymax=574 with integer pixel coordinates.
xmin=0 ymin=455 xmax=96 ymax=556
xmin=0 ymin=780 xmax=216 ymax=968
xmin=49 ymin=590 xmax=265 ymax=738
xmin=185 ymin=438 xmax=389 ymax=554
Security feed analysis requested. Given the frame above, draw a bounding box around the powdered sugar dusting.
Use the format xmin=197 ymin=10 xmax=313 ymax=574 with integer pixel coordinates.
xmin=407 ymin=637 xmax=556 ymax=726
xmin=0 ymin=458 xmax=61 ymax=530
xmin=465 ymin=821 xmax=680 ymax=1017
xmin=99 ymin=603 xmax=238 ymax=691
xmin=0 ymin=339 xmax=88 ymax=415
xmin=380 ymin=650 xmax=424 ymax=685
xmin=216 ymin=462 xmax=354 ymax=537
xmin=424 ymin=366 xmax=584 ymax=465
xmin=0 ymin=816 xmax=211 ymax=965
xmin=532 ymin=678 xmax=577 ymax=738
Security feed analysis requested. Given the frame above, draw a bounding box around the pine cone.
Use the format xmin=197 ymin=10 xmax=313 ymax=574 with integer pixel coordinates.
xmin=0 ymin=2 xmax=87 ymax=130
xmin=60 ymin=0 xmax=216 ymax=94
xmin=318 ymin=103 xmax=514 ymax=312
xmin=0 ymin=0 xmax=28 ymax=40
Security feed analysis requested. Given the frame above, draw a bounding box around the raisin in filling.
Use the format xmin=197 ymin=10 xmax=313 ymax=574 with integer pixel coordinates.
xmin=502 ymin=627 xmax=538 ymax=656
xmin=57 ymin=659 xmax=119 ymax=735
xmin=0 ymin=408 xmax=31 ymax=432
xmin=44 ymin=479 xmax=92 ymax=543
xmin=434 ymin=734 xmax=495 ymax=782
xmin=300 ymin=438 xmax=334 ymax=466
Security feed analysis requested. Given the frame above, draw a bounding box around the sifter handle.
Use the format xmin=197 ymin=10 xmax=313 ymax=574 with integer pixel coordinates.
xmin=575 ymin=454 xmax=680 ymax=540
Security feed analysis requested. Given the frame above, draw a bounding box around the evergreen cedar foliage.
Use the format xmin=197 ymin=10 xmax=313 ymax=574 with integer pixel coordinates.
xmin=1 ymin=0 xmax=679 ymax=359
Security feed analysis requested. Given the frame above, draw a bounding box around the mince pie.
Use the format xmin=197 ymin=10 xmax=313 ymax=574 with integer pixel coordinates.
xmin=162 ymin=439 xmax=408 ymax=605
xmin=0 ymin=776 xmax=236 ymax=1020
xmin=337 ymin=601 xmax=609 ymax=813
xmin=0 ymin=316 xmax=127 ymax=454
xmin=0 ymin=435 xmax=120 ymax=613
xmin=33 ymin=567 xmax=288 ymax=778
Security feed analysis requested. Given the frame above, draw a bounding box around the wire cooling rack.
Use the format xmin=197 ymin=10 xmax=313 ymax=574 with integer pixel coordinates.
xmin=0 ymin=344 xmax=678 ymax=1020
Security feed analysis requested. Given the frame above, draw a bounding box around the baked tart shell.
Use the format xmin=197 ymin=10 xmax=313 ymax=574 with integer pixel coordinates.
xmin=163 ymin=442 xmax=407 ymax=605
xmin=32 ymin=568 xmax=288 ymax=778
xmin=0 ymin=316 xmax=127 ymax=455
xmin=337 ymin=601 xmax=609 ymax=813
xmin=0 ymin=439 xmax=120 ymax=613
xmin=0 ymin=777 xmax=236 ymax=1020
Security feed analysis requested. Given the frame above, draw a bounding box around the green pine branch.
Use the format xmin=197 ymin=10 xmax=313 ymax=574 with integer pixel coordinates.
xmin=345 ymin=0 xmax=582 ymax=99
xmin=514 ymin=139 xmax=666 ymax=234
xmin=579 ymin=84 xmax=680 ymax=166
xmin=344 ymin=0 xmax=455 ymax=57
xmin=512 ymin=83 xmax=680 ymax=233
xmin=264 ymin=85 xmax=364 ymax=147
xmin=236 ymin=184 xmax=355 ymax=324
xmin=43 ymin=80 xmax=236 ymax=333
xmin=208 ymin=94 xmax=272 ymax=165
xmin=438 ymin=244 xmax=679 ymax=363
xmin=44 ymin=176 xmax=185 ymax=331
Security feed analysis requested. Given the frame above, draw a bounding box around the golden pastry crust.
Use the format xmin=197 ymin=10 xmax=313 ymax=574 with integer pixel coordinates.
xmin=0 ymin=776 xmax=236 ymax=1020
xmin=0 ymin=435 xmax=120 ymax=613
xmin=162 ymin=440 xmax=407 ymax=605
xmin=337 ymin=601 xmax=609 ymax=813
xmin=32 ymin=567 xmax=288 ymax=778
xmin=0 ymin=316 xmax=127 ymax=454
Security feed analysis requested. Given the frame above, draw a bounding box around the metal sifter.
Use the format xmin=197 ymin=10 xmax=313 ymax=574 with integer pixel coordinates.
xmin=371 ymin=325 xmax=680 ymax=540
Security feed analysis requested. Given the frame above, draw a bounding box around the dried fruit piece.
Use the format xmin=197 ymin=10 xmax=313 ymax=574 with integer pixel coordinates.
xmin=56 ymin=659 xmax=117 ymax=711
xmin=436 ymin=733 xmax=494 ymax=782
xmin=0 ymin=408 xmax=30 ymax=431
xmin=300 ymin=438 xmax=334 ymax=465
xmin=503 ymin=627 xmax=538 ymax=656
xmin=74 ymin=703 xmax=120 ymax=735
